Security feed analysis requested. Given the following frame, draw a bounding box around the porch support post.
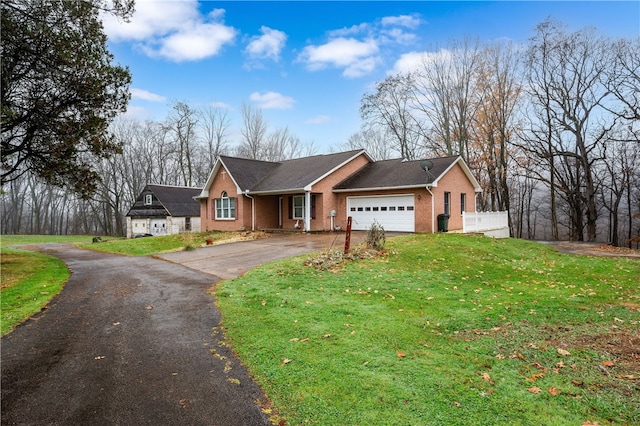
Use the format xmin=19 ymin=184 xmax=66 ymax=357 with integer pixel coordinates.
xmin=304 ymin=190 xmax=311 ymax=232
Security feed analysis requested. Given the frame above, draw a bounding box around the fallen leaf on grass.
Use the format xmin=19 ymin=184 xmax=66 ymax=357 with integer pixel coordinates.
xmin=582 ymin=421 xmax=600 ymax=426
xmin=145 ymin=305 xmax=153 ymax=310
xmin=616 ymin=375 xmax=638 ymax=380
xmin=602 ymin=360 xmax=616 ymax=367
xmin=397 ymin=352 xmax=406 ymax=358
xmin=481 ymin=373 xmax=494 ymax=383
xmin=547 ymin=387 xmax=561 ymax=396
xmin=282 ymin=358 xmax=291 ymax=364
xmin=322 ymin=334 xmax=331 ymax=338
xmin=300 ymin=338 xmax=310 ymax=343
xmin=526 ymin=386 xmax=542 ymax=394
xmin=557 ymin=348 xmax=570 ymax=356
xmin=454 ymin=401 xmax=462 ymax=407
xmin=525 ymin=373 xmax=545 ymax=382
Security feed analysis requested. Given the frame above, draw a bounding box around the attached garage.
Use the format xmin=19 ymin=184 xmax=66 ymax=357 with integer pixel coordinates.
xmin=347 ymin=194 xmax=415 ymax=232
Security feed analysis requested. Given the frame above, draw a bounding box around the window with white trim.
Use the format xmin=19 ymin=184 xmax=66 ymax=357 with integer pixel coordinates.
xmin=144 ymin=194 xmax=152 ymax=205
xmin=460 ymin=193 xmax=466 ymax=214
xmin=215 ymin=191 xmax=236 ymax=219
xmin=293 ymin=195 xmax=305 ymax=219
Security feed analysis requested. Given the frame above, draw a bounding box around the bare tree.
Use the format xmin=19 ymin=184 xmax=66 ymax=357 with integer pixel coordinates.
xmin=343 ymin=128 xmax=394 ymax=160
xmin=472 ymin=41 xmax=522 ymax=216
xmin=361 ymin=74 xmax=423 ymax=160
xmin=521 ymin=19 xmax=618 ymax=241
xmin=199 ymin=105 xmax=231 ymax=170
xmin=165 ymin=101 xmax=199 ymax=186
xmin=237 ymin=103 xmax=269 ymax=159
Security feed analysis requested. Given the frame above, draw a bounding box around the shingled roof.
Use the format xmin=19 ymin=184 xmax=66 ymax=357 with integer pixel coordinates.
xmin=127 ymin=185 xmax=201 ymax=218
xmin=251 ymin=150 xmax=365 ymax=193
xmin=204 ymin=150 xmax=367 ymax=194
xmin=333 ymin=156 xmax=475 ymax=191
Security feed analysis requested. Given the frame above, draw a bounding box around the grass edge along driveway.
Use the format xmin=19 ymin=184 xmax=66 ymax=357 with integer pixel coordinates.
xmin=215 ymin=233 xmax=640 ymax=426
xmin=0 ymin=232 xmax=258 ymax=335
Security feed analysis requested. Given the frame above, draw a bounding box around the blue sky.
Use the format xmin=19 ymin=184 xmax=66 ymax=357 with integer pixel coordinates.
xmin=102 ymin=1 xmax=640 ymax=154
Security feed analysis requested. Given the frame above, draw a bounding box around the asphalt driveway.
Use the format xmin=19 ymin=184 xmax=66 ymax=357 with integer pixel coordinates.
xmin=1 ymin=244 xmax=272 ymax=426
xmin=1 ymin=232 xmax=368 ymax=425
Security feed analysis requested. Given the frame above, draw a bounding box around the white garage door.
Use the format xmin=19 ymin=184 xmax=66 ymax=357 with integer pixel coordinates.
xmin=347 ymin=194 xmax=415 ymax=232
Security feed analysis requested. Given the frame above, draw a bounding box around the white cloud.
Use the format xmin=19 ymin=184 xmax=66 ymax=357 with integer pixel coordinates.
xmin=101 ymin=1 xmax=237 ymax=62
xmin=389 ymin=49 xmax=452 ymax=75
xmin=148 ymin=22 xmax=237 ymax=62
xmin=381 ymin=15 xmax=422 ymax=29
xmin=298 ymin=38 xmax=380 ymax=78
xmin=245 ymin=26 xmax=287 ymax=66
xmin=305 ymin=115 xmax=332 ymax=125
xmin=249 ymin=91 xmax=295 ymax=109
xmin=130 ymin=87 xmax=166 ymax=102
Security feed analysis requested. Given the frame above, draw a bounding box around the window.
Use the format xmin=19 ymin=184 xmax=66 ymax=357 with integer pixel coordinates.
xmin=444 ymin=192 xmax=451 ymax=215
xmin=407 ymin=206 xmax=414 ymax=211
xmin=144 ymin=194 xmax=152 ymax=205
xmin=460 ymin=193 xmax=466 ymax=214
xmin=185 ymin=217 xmax=191 ymax=231
xmin=288 ymin=195 xmax=316 ymax=220
xmin=215 ymin=191 xmax=236 ymax=219
xmin=293 ymin=195 xmax=305 ymax=219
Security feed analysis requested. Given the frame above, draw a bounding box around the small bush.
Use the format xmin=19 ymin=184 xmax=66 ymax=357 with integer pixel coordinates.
xmin=365 ymin=220 xmax=385 ymax=251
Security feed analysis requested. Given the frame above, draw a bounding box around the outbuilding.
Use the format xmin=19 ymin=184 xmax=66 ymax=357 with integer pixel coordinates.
xmin=126 ymin=184 xmax=201 ymax=238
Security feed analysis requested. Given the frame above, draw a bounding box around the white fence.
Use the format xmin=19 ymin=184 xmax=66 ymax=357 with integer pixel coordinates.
xmin=463 ymin=211 xmax=509 ymax=234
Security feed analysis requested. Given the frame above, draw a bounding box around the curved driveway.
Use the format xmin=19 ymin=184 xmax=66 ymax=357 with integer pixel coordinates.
xmin=1 ymin=232 xmax=368 ymax=426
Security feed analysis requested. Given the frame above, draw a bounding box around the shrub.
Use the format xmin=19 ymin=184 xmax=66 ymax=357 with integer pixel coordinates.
xmin=365 ymin=220 xmax=385 ymax=251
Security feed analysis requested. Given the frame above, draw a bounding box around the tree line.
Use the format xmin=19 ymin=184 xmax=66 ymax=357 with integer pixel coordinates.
xmin=350 ymin=19 xmax=639 ymax=246
xmin=1 ymin=1 xmax=638 ymax=246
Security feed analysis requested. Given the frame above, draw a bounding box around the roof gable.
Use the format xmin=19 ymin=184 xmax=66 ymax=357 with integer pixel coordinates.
xmin=128 ymin=185 xmax=201 ymax=217
xmin=251 ymin=150 xmax=367 ymax=193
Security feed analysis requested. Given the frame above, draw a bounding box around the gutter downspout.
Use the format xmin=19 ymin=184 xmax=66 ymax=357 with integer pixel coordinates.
xmin=426 ymin=186 xmax=435 ymax=234
xmin=244 ymin=190 xmax=255 ymax=231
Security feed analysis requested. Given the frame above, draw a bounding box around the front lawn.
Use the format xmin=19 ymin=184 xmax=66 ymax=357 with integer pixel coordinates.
xmin=215 ymin=234 xmax=640 ymax=425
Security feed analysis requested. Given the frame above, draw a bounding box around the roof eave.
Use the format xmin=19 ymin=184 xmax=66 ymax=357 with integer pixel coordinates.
xmin=333 ymin=184 xmax=429 ymax=193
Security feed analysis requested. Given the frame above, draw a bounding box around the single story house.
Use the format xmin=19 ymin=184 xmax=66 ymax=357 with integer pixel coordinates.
xmin=126 ymin=184 xmax=201 ymax=238
xmin=196 ymin=149 xmax=482 ymax=234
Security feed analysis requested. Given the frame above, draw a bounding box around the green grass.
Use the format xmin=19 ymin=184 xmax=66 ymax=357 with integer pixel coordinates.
xmin=78 ymin=231 xmax=256 ymax=256
xmin=215 ymin=234 xmax=640 ymax=426
xmin=1 ymin=235 xmax=91 ymax=335
xmin=1 ymin=247 xmax=69 ymax=335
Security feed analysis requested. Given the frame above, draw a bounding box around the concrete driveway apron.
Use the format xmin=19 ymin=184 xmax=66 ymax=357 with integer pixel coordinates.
xmin=156 ymin=232 xmax=366 ymax=279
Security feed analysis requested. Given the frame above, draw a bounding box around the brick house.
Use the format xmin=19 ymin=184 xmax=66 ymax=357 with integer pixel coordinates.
xmin=196 ymin=150 xmax=482 ymax=233
xmin=126 ymin=184 xmax=201 ymax=238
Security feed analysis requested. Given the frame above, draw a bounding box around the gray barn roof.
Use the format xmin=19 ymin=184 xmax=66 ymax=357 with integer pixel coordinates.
xmin=127 ymin=185 xmax=201 ymax=218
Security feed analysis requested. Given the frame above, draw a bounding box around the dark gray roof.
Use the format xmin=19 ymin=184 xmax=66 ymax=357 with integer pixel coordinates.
xmin=333 ymin=156 xmax=459 ymax=190
xmin=127 ymin=185 xmax=201 ymax=218
xmin=221 ymin=150 xmax=365 ymax=193
xmin=219 ymin=156 xmax=280 ymax=191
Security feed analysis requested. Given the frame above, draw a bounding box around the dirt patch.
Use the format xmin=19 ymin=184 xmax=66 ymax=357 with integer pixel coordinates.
xmin=540 ymin=241 xmax=640 ymax=259
xmin=573 ymin=332 xmax=640 ymax=371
